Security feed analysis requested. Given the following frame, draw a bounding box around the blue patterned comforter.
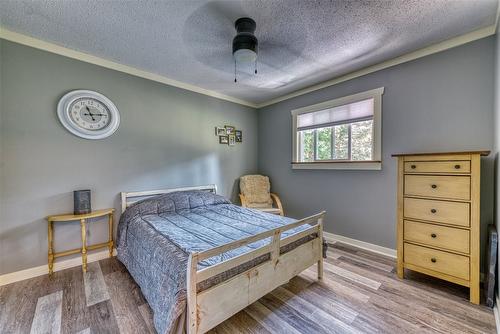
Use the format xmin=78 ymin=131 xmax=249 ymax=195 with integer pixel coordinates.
xmin=116 ymin=190 xmax=309 ymax=334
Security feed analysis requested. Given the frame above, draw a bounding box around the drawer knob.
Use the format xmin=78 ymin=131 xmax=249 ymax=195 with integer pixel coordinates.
xmin=431 ymin=233 xmax=437 ymax=238
xmin=430 ymin=209 xmax=437 ymax=213
xmin=411 ymin=165 xmax=416 ymax=169
xmin=431 ymin=258 xmax=437 ymax=263
xmin=431 ymin=184 xmax=437 ymax=189
xmin=454 ymin=164 xmax=461 ymax=169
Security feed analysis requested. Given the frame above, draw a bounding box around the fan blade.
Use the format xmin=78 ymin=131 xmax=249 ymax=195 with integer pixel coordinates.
xmin=206 ymin=0 xmax=247 ymax=24
xmin=182 ymin=0 xmax=249 ymax=70
xmin=258 ymin=40 xmax=308 ymax=69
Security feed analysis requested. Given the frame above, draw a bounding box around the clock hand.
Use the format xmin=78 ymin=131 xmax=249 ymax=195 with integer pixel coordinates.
xmin=85 ymin=106 xmax=96 ymax=121
xmin=83 ymin=113 xmax=105 ymax=117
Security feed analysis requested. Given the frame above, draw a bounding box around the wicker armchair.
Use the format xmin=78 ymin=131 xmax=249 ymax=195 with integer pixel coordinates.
xmin=239 ymin=175 xmax=284 ymax=216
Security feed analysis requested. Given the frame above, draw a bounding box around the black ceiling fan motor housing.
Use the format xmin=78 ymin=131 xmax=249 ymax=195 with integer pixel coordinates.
xmin=233 ymin=17 xmax=258 ymax=54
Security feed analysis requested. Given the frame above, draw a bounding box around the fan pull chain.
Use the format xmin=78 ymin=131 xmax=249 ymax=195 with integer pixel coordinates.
xmin=234 ymin=60 xmax=237 ymax=83
xmin=254 ymin=60 xmax=257 ymax=74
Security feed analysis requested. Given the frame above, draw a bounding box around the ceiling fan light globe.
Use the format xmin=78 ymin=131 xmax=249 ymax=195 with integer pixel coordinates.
xmin=233 ymin=48 xmax=257 ymax=63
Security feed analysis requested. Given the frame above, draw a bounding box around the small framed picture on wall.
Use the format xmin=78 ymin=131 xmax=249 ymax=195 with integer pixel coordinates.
xmin=235 ymin=130 xmax=242 ymax=142
xmin=225 ymin=125 xmax=235 ymax=135
xmin=228 ymin=134 xmax=236 ymax=146
xmin=219 ymin=136 xmax=229 ymax=144
xmin=215 ymin=127 xmax=226 ymax=136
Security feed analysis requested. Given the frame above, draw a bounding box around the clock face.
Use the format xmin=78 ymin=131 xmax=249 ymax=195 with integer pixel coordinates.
xmin=57 ymin=90 xmax=120 ymax=139
xmin=69 ymin=98 xmax=111 ymax=131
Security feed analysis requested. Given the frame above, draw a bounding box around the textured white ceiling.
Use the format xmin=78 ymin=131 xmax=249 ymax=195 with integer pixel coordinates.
xmin=0 ymin=0 xmax=497 ymax=105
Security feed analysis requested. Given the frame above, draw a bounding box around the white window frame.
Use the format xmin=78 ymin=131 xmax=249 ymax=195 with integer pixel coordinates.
xmin=291 ymin=87 xmax=384 ymax=170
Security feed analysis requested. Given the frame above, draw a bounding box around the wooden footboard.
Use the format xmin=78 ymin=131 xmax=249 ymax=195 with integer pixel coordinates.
xmin=186 ymin=211 xmax=325 ymax=334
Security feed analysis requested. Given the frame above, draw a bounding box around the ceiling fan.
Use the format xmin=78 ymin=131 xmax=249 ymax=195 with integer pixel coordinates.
xmin=181 ymin=1 xmax=307 ymax=86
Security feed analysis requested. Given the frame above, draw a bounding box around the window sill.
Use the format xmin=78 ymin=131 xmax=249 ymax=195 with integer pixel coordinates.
xmin=291 ymin=161 xmax=382 ymax=170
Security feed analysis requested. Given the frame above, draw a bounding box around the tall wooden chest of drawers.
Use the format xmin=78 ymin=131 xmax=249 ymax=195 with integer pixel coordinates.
xmin=393 ymin=151 xmax=489 ymax=304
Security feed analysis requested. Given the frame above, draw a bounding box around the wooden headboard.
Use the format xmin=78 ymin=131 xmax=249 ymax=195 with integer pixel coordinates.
xmin=120 ymin=184 xmax=217 ymax=214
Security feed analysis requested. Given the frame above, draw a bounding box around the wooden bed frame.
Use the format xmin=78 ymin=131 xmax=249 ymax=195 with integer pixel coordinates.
xmin=121 ymin=185 xmax=325 ymax=334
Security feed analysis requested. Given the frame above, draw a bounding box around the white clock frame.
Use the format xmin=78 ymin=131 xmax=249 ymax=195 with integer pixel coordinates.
xmin=57 ymin=90 xmax=120 ymax=140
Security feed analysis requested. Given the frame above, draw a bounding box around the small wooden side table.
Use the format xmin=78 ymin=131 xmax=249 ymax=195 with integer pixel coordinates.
xmin=46 ymin=208 xmax=115 ymax=274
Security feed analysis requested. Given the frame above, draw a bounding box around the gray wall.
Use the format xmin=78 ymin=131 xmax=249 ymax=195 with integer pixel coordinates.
xmin=0 ymin=40 xmax=258 ymax=275
xmin=258 ymin=36 xmax=495 ymax=251
xmin=494 ymin=34 xmax=500 ymax=297
xmin=0 ymin=40 xmax=3 ymax=253
xmin=0 ymin=35 xmax=496 ymax=276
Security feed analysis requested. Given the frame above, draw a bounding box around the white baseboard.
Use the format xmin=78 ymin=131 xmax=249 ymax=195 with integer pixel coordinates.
xmin=0 ymin=233 xmax=394 ymax=286
xmin=494 ymin=293 xmax=500 ymax=334
xmin=1 ymin=233 xmax=393 ymax=286
xmin=323 ymin=231 xmax=397 ymax=258
xmin=322 ymin=233 xmax=491 ymax=282
xmin=0 ymin=248 xmax=117 ymax=287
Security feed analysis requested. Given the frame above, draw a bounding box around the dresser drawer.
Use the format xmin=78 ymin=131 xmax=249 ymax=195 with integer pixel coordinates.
xmin=404 ymin=175 xmax=470 ymax=200
xmin=404 ymin=243 xmax=469 ymax=280
xmin=404 ymin=198 xmax=470 ymax=227
xmin=404 ymin=161 xmax=470 ymax=174
xmin=404 ymin=220 xmax=469 ymax=253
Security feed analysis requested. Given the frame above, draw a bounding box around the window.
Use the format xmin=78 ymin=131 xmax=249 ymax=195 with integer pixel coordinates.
xmin=291 ymin=87 xmax=384 ymax=170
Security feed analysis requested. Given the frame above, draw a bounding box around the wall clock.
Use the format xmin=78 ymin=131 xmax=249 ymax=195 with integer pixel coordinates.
xmin=57 ymin=90 xmax=120 ymax=139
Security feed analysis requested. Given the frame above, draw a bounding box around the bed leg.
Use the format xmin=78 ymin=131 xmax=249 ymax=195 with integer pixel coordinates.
xmin=317 ymin=217 xmax=324 ymax=280
xmin=186 ymin=253 xmax=198 ymax=334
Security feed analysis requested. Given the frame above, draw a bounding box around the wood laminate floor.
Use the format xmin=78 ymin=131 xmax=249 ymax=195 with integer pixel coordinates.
xmin=0 ymin=243 xmax=496 ymax=334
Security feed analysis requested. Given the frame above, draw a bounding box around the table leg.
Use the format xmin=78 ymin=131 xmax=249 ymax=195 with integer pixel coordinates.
xmin=80 ymin=219 xmax=87 ymax=273
xmin=108 ymin=213 xmax=114 ymax=257
xmin=48 ymin=220 xmax=54 ymax=275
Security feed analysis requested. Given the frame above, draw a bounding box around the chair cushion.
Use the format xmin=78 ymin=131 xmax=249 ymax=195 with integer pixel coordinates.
xmin=240 ymin=175 xmax=273 ymax=206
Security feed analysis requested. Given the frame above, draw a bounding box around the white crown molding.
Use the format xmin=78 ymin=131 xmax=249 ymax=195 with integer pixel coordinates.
xmin=0 ymin=23 xmax=496 ymax=110
xmin=256 ymin=24 xmax=497 ymax=108
xmin=0 ymin=27 xmax=258 ymax=108
xmin=323 ymin=231 xmax=397 ymax=258
xmin=0 ymin=248 xmax=116 ymax=287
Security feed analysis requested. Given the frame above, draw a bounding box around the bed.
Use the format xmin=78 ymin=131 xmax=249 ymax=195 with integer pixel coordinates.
xmin=117 ymin=185 xmax=325 ymax=334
